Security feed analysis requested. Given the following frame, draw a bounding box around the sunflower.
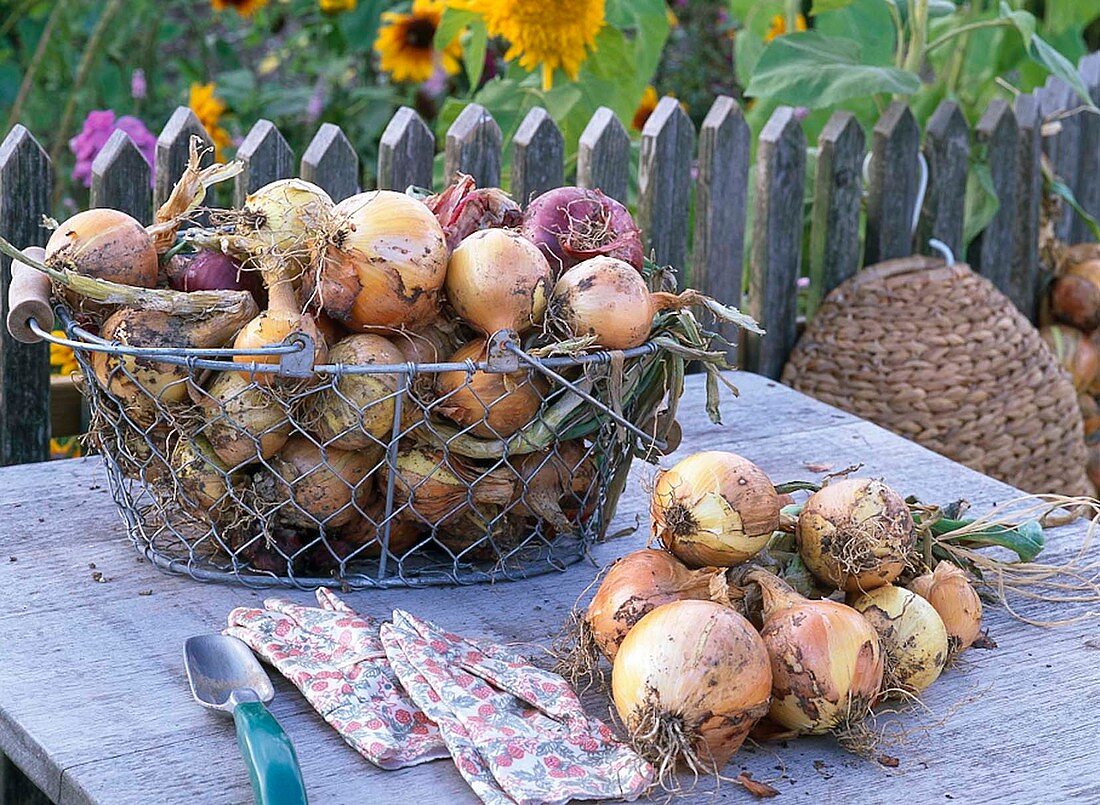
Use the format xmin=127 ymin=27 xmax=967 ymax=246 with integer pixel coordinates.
xmin=632 ymin=85 xmax=658 ymax=131
xmin=320 ymin=0 xmax=356 ymax=11
xmin=454 ymin=0 xmax=605 ymax=91
xmin=188 ymin=82 xmax=233 ymax=159
xmin=375 ymin=0 xmax=462 ymax=84
xmin=49 ymin=332 xmax=79 ymax=377
xmin=765 ymin=13 xmax=807 ymax=42
xmin=211 ymin=0 xmax=268 ymax=17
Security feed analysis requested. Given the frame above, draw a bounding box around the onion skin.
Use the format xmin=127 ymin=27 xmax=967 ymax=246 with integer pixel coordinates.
xmin=46 ymin=208 xmax=158 ymax=290
xmin=337 ymin=503 xmax=425 ymax=558
xmin=239 ymin=178 xmax=334 ymax=258
xmin=908 ymin=561 xmax=983 ymax=654
xmin=796 ymin=478 xmax=916 ymax=592
xmin=1052 ymin=246 xmax=1100 ymax=331
xmin=612 ymin=600 xmax=772 ymax=769
xmin=435 ymin=339 xmax=548 ymax=439
xmin=1040 ymin=324 xmax=1100 ymax=393
xmin=198 ymin=372 xmax=290 ymax=467
xmin=1079 ymin=393 xmax=1100 ymax=437
xmin=587 ymin=549 xmax=727 ymax=661
xmin=651 ymin=451 xmax=780 ymax=568
xmin=1090 ymin=441 xmax=1100 ymax=494
xmin=512 ymin=441 xmax=597 ymax=531
xmin=382 ymin=446 xmax=514 ymax=528
xmin=425 ymin=174 xmax=522 ymax=252
xmin=445 ymin=228 xmax=551 ymax=335
xmin=263 ymin=437 xmax=379 ymax=529
xmin=521 ymin=187 xmax=643 ymax=273
xmin=167 ymin=250 xmax=262 ymax=303
xmin=849 ymin=584 xmax=948 ymax=695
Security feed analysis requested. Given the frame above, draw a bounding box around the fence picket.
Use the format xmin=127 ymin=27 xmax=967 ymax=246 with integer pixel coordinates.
xmin=808 ymin=111 xmax=864 ymax=314
xmin=377 ymin=107 xmax=434 ymax=193
xmin=301 ymin=123 xmax=359 ymax=203
xmin=511 ymin=107 xmax=564 ymax=206
xmin=444 ymin=104 xmax=501 ymax=189
xmin=970 ymin=100 xmax=1018 ymax=296
xmin=917 ymin=100 xmax=968 ymax=259
xmin=0 ymin=126 xmax=51 ymax=465
xmin=233 ymin=120 xmax=293 ymax=207
xmin=638 ymin=97 xmax=695 ymax=269
xmin=90 ymin=130 xmax=152 ymax=225
xmin=747 ymin=107 xmax=805 ymax=380
xmin=1014 ymin=92 xmax=1043 ymax=323
xmin=866 ymin=102 xmax=920 ymax=264
xmin=154 ymin=107 xmax=212 ymax=211
xmin=1038 ymin=77 xmax=1082 ymax=242
xmin=576 ymin=107 xmax=630 ymax=203
xmin=1077 ymin=53 xmax=1100 ymax=241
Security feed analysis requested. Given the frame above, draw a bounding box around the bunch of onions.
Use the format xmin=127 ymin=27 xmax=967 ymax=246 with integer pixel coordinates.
xmin=611 ymin=600 xmax=772 ymax=782
xmin=521 ymin=186 xmax=644 ymax=272
xmin=337 ymin=502 xmax=425 ymax=558
xmin=197 ymin=372 xmax=291 ymax=467
xmin=1040 ymin=324 xmax=1099 ymax=392
xmin=311 ymin=191 xmax=449 ymax=332
xmin=237 ymin=178 xmax=334 ymax=258
xmin=650 ymin=451 xmax=780 ymax=568
xmin=45 ymin=208 xmax=158 ymax=293
xmin=750 ymin=570 xmax=883 ymax=734
xmin=171 ymin=436 xmax=236 ymax=514
xmin=1050 ymin=244 xmax=1100 ymax=331
xmin=262 ymin=437 xmax=378 ymax=529
xmin=306 ymin=334 xmax=404 ymax=450
xmin=434 ymin=339 xmax=549 ymax=439
xmin=512 ymin=441 xmax=597 ymax=532
xmin=444 ymin=228 xmax=552 ymax=336
xmin=382 ymin=446 xmax=513 ymax=528
xmin=849 ymin=584 xmax=949 ymax=695
xmin=424 ymin=174 xmax=522 ymax=251
xmin=796 ymin=478 xmax=916 ymax=592
xmin=908 ymin=561 xmax=984 ymax=655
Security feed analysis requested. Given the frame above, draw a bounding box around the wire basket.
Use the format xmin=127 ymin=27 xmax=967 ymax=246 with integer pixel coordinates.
xmin=43 ymin=306 xmax=677 ymax=589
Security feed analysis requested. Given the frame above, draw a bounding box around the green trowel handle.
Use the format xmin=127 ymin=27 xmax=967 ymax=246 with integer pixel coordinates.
xmin=233 ymin=699 xmax=308 ymax=805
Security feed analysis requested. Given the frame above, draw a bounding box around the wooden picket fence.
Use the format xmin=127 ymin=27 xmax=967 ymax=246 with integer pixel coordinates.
xmin=2 ymin=51 xmax=1099 ymax=466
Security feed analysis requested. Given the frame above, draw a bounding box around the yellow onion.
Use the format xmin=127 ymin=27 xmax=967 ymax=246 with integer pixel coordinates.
xmin=750 ymin=570 xmax=883 ymax=734
xmin=796 ymin=478 xmax=915 ymax=592
xmin=651 ymin=451 xmax=780 ymax=568
xmin=512 ymin=441 xmax=597 ymax=532
xmin=611 ymin=600 xmax=772 ymax=779
xmin=262 ymin=437 xmax=379 ymax=529
xmin=197 ymin=372 xmax=291 ymax=468
xmin=1051 ymin=244 xmax=1100 ymax=331
xmin=849 ymin=584 xmax=948 ymax=695
xmin=382 ymin=446 xmax=513 ymax=528
xmin=391 ymin=322 xmax=454 ymax=364
xmin=336 ymin=503 xmax=425 ymax=558
xmin=435 ymin=339 xmax=548 ymax=439
xmin=171 ymin=435 xmax=236 ymax=514
xmin=45 ymin=208 xmax=158 ymax=291
xmin=233 ymin=275 xmax=328 ymax=384
xmin=908 ymin=561 xmax=983 ymax=654
xmin=312 ymin=191 xmax=448 ymax=332
xmin=445 ymin=228 xmax=552 ymax=335
xmin=306 ymin=334 xmax=404 ymax=450
xmin=238 ymin=178 xmax=333 ymax=257
xmin=1040 ymin=324 xmax=1100 ymax=393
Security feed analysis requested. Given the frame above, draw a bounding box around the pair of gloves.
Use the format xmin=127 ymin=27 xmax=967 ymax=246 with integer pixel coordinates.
xmin=227 ymin=589 xmax=652 ymax=804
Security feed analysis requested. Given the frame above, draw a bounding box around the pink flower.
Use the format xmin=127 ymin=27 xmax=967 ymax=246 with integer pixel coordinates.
xmin=69 ymin=110 xmax=156 ymax=188
xmin=131 ymin=69 xmax=146 ymax=100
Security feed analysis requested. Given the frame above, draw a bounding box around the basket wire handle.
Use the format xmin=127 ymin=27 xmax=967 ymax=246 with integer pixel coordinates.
xmin=861 ymin=150 xmax=930 ymax=237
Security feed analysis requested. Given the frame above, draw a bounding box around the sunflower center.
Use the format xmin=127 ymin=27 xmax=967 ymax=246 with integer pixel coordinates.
xmin=404 ymin=17 xmax=437 ymax=50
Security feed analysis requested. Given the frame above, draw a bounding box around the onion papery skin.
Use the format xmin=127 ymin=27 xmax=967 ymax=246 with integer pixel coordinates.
xmin=337 ymin=503 xmax=425 ymax=559
xmin=908 ymin=561 xmax=983 ymax=653
xmin=445 ymin=228 xmax=552 ymax=335
xmin=1040 ymin=324 xmax=1100 ymax=393
xmin=796 ymin=478 xmax=916 ymax=592
xmin=263 ymin=437 xmax=379 ymax=529
xmin=171 ymin=436 xmax=235 ymax=515
xmin=521 ymin=186 xmax=643 ymax=273
xmin=512 ymin=441 xmax=597 ymax=531
xmin=313 ymin=191 xmax=448 ymax=332
xmin=611 ymin=600 xmax=772 ymax=769
xmin=587 ymin=549 xmax=727 ymax=661
xmin=849 ymin=584 xmax=948 ymax=695
xmin=306 ymin=334 xmax=404 ymax=450
xmin=382 ymin=446 xmax=514 ymax=529
xmin=752 ymin=571 xmax=883 ymax=734
xmin=435 ymin=339 xmax=549 ymax=439
xmin=425 ymin=174 xmax=522 ymax=252
xmin=549 ymin=257 xmax=653 ymax=349
xmin=651 ymin=451 xmax=780 ymax=568
xmin=239 ymin=178 xmax=334 ymax=258
xmin=198 ymin=372 xmax=291 ymax=468
xmin=46 ymin=208 xmax=158 ymax=290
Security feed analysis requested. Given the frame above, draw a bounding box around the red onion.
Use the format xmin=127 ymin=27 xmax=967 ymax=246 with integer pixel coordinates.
xmin=521 ymin=187 xmax=643 ymax=273
xmin=168 ymin=250 xmax=262 ymax=302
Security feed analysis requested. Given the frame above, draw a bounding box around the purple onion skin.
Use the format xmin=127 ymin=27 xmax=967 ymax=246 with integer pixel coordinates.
xmin=520 ymin=187 xmax=644 ymax=274
xmin=167 ymin=251 xmax=264 ymax=304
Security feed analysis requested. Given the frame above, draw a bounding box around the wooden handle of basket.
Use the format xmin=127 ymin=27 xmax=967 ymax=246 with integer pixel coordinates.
xmin=7 ymin=246 xmax=53 ymax=344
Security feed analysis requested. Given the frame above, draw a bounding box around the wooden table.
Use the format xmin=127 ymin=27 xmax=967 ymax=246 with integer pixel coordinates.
xmin=1 ymin=372 xmax=1097 ymax=804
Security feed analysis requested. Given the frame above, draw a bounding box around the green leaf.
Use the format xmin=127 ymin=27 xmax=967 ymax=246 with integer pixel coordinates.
xmin=810 ymin=0 xmax=854 ymax=14
xmin=1028 ymin=33 xmax=1098 ymax=109
xmin=434 ymin=8 xmax=476 ymax=49
xmin=1047 ymin=176 xmax=1100 ymax=241
xmin=464 ymin=19 xmax=488 ymax=89
xmin=963 ymin=162 xmax=999 ymax=248
xmin=734 ymin=29 xmax=766 ymax=88
xmin=1044 ymin=0 xmax=1100 ymax=36
xmin=744 ymin=32 xmax=921 ymax=107
xmin=815 ymin=0 xmax=899 ymax=67
xmin=998 ymin=1 xmax=1036 ymax=48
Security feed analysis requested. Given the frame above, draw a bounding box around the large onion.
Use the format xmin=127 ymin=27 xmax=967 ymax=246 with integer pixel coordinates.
xmin=796 ymin=478 xmax=916 ymax=592
xmin=611 ymin=600 xmax=772 ymax=779
xmin=197 ymin=372 xmax=291 ymax=468
xmin=382 ymin=446 xmax=513 ymax=528
xmin=238 ymin=178 xmax=334 ymax=258
xmin=521 ymin=186 xmax=644 ymax=273
xmin=908 ymin=561 xmax=983 ymax=655
xmin=849 ymin=584 xmax=949 ymax=695
xmin=445 ymin=228 xmax=552 ymax=336
xmin=651 ymin=451 xmax=780 ymax=568
xmin=260 ymin=437 xmax=379 ymax=529
xmin=1040 ymin=324 xmax=1100 ymax=393
xmin=45 ymin=208 xmax=158 ymax=290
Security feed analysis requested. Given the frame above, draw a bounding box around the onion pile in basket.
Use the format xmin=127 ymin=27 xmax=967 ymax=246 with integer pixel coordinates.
xmin=14 ymin=147 xmax=760 ymax=578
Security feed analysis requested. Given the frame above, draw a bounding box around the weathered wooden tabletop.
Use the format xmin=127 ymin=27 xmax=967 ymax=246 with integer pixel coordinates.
xmin=1 ymin=372 xmax=1097 ymax=805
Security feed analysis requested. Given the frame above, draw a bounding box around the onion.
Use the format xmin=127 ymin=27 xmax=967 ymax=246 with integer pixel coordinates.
xmin=750 ymin=570 xmax=883 ymax=734
xmin=434 ymin=339 xmax=548 ymax=439
xmin=651 ymin=451 xmax=780 ymax=568
xmin=382 ymin=446 xmax=513 ymax=528
xmin=908 ymin=561 xmax=983 ymax=655
xmin=1079 ymin=393 xmax=1100 ymax=437
xmin=611 ymin=600 xmax=772 ymax=780
xmin=1040 ymin=324 xmax=1099 ymax=393
xmin=425 ymin=174 xmax=522 ymax=252
xmin=391 ymin=321 xmax=454 ymax=364
xmin=849 ymin=584 xmax=949 ymax=695
xmin=311 ymin=191 xmax=448 ymax=332
xmin=171 ymin=435 xmax=236 ymax=514
xmin=1051 ymin=245 xmax=1100 ymax=331
xmin=336 ymin=503 xmax=425 ymax=558
xmin=512 ymin=441 xmax=596 ymax=532
xmin=238 ymin=178 xmax=334 ymax=258
xmin=796 ymin=478 xmax=916 ymax=592
xmin=259 ymin=436 xmax=380 ymax=529
xmin=197 ymin=372 xmax=291 ymax=468
xmin=445 ymin=228 xmax=552 ymax=335
xmin=45 ymin=208 xmax=158 ymax=291
xmin=521 ymin=186 xmax=643 ymax=273
xmin=166 ymin=250 xmax=262 ymax=302
xmin=305 ymin=334 xmax=404 ymax=450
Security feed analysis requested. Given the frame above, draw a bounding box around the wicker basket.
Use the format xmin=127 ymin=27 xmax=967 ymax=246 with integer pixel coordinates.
xmin=783 ymin=256 xmax=1090 ymax=496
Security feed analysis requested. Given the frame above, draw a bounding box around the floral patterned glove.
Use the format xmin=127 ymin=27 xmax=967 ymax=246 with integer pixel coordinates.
xmin=381 ymin=609 xmax=653 ymax=805
xmin=225 ymin=589 xmax=448 ymax=769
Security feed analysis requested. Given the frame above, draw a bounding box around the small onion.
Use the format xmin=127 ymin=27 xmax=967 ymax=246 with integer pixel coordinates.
xmin=521 ymin=186 xmax=644 ymax=273
xmin=849 ymin=584 xmax=949 ymax=695
xmin=445 ymin=228 xmax=552 ymax=335
xmin=651 ymin=451 xmax=780 ymax=568
xmin=1040 ymin=324 xmax=1100 ymax=393
xmin=261 ymin=437 xmax=379 ymax=529
xmin=434 ymin=339 xmax=549 ymax=439
xmin=611 ymin=600 xmax=772 ymax=778
xmin=167 ymin=250 xmax=262 ymax=302
xmin=198 ymin=372 xmax=291 ymax=468
xmin=751 ymin=570 xmax=883 ymax=734
xmin=1051 ymin=244 xmax=1100 ymax=331
xmin=171 ymin=436 xmax=236 ymax=515
xmin=908 ymin=561 xmax=984 ymax=654
xmin=45 ymin=208 xmax=158 ymax=290
xmin=232 ymin=277 xmax=328 ymax=385
xmin=238 ymin=178 xmax=334 ymax=256
xmin=796 ymin=478 xmax=916 ymax=592
xmin=382 ymin=446 xmax=513 ymax=528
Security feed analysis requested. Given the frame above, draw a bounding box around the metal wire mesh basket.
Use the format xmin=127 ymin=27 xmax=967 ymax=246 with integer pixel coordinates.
xmin=44 ymin=307 xmax=677 ymax=589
